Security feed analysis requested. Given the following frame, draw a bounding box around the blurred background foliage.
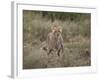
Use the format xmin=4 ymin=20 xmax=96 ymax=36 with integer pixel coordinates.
xmin=23 ymin=10 xmax=90 ymax=46
xmin=23 ymin=10 xmax=91 ymax=69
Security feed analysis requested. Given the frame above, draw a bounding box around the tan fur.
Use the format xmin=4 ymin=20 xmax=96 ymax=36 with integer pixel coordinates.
xmin=41 ymin=22 xmax=64 ymax=56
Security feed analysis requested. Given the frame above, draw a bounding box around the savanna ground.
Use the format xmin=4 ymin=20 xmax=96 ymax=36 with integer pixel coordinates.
xmin=23 ymin=10 xmax=91 ymax=69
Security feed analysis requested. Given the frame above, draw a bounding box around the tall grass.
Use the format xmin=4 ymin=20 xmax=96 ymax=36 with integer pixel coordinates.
xmin=23 ymin=10 xmax=91 ymax=69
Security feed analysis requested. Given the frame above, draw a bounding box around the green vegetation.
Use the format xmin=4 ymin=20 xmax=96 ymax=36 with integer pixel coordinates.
xmin=23 ymin=10 xmax=91 ymax=69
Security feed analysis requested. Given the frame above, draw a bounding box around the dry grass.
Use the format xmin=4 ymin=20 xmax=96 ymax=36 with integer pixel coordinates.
xmin=23 ymin=10 xmax=91 ymax=69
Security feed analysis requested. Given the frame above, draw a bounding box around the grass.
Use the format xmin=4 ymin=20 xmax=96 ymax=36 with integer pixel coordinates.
xmin=23 ymin=10 xmax=91 ymax=69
